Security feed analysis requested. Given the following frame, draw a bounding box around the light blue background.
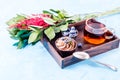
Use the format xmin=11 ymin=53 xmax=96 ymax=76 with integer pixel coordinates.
xmin=0 ymin=0 xmax=120 ymax=80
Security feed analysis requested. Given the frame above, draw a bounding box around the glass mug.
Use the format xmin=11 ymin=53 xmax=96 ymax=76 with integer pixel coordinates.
xmin=84 ymin=18 xmax=114 ymax=45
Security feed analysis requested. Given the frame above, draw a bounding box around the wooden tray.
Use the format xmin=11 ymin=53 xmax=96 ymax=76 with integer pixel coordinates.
xmin=41 ymin=20 xmax=120 ymax=68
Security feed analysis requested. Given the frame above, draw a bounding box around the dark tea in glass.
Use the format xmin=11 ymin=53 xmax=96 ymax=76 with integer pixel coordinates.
xmin=84 ymin=19 xmax=108 ymax=45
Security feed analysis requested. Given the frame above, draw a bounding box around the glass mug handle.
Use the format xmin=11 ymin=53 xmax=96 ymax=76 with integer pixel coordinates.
xmin=104 ymin=28 xmax=115 ymax=40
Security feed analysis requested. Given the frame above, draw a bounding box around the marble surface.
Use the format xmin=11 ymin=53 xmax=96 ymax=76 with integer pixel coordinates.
xmin=0 ymin=0 xmax=120 ymax=80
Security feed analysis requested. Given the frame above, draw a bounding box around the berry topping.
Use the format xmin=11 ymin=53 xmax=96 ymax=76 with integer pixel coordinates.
xmin=77 ymin=43 xmax=82 ymax=48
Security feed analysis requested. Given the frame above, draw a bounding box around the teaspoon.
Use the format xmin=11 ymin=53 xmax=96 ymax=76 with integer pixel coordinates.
xmin=73 ymin=52 xmax=118 ymax=71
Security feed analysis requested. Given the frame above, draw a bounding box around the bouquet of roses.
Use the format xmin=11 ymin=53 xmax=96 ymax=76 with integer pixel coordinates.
xmin=7 ymin=8 xmax=120 ymax=49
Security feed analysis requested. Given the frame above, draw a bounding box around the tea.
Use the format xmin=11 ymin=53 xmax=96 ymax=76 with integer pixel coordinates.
xmin=84 ymin=19 xmax=107 ymax=45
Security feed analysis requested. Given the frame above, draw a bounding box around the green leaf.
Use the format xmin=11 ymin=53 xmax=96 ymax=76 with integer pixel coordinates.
xmin=83 ymin=14 xmax=97 ymax=20
xmin=58 ymin=12 xmax=65 ymax=19
xmin=32 ymin=30 xmax=43 ymax=43
xmin=17 ymin=39 xmax=24 ymax=49
xmin=6 ymin=14 xmax=26 ymax=26
xmin=28 ymin=31 xmax=40 ymax=44
xmin=22 ymin=39 xmax=28 ymax=47
xmin=60 ymin=9 xmax=69 ymax=17
xmin=59 ymin=22 xmax=68 ymax=31
xmin=17 ymin=39 xmax=28 ymax=49
xmin=54 ymin=27 xmax=60 ymax=33
xmin=73 ymin=14 xmax=81 ymax=22
xmin=31 ymin=41 xmax=39 ymax=45
xmin=42 ymin=17 xmax=56 ymax=25
xmin=28 ymin=28 xmax=43 ymax=44
xmin=56 ymin=10 xmax=68 ymax=19
xmin=50 ymin=9 xmax=60 ymax=13
xmin=44 ymin=27 xmax=55 ymax=40
xmin=21 ymin=31 xmax=31 ymax=39
xmin=29 ymin=26 xmax=41 ymax=32
xmin=68 ymin=14 xmax=81 ymax=22
xmin=8 ymin=28 xmax=20 ymax=36
xmin=15 ymin=30 xmax=28 ymax=38
xmin=32 ymin=32 xmax=43 ymax=45
xmin=66 ymin=20 xmax=75 ymax=24
xmin=36 ymin=31 xmax=43 ymax=41
xmin=43 ymin=10 xmax=53 ymax=15
xmin=10 ymin=36 xmax=19 ymax=40
xmin=52 ymin=15 xmax=60 ymax=21
xmin=56 ymin=21 xmax=66 ymax=27
xmin=13 ymin=42 xmax=19 ymax=46
xmin=8 ymin=28 xmax=20 ymax=40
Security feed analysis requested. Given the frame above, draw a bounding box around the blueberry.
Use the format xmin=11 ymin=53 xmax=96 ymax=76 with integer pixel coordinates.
xmin=62 ymin=31 xmax=69 ymax=36
xmin=69 ymin=29 xmax=78 ymax=38
xmin=69 ymin=34 xmax=75 ymax=38
xmin=64 ymin=38 xmax=71 ymax=43
xmin=61 ymin=37 xmax=65 ymax=41
xmin=71 ymin=26 xmax=75 ymax=30
xmin=77 ymin=43 xmax=82 ymax=48
xmin=69 ymin=30 xmax=76 ymax=33
xmin=67 ymin=28 xmax=70 ymax=32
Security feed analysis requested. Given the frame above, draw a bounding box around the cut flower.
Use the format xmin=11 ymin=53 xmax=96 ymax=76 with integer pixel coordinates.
xmin=7 ymin=9 xmax=79 ymax=49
